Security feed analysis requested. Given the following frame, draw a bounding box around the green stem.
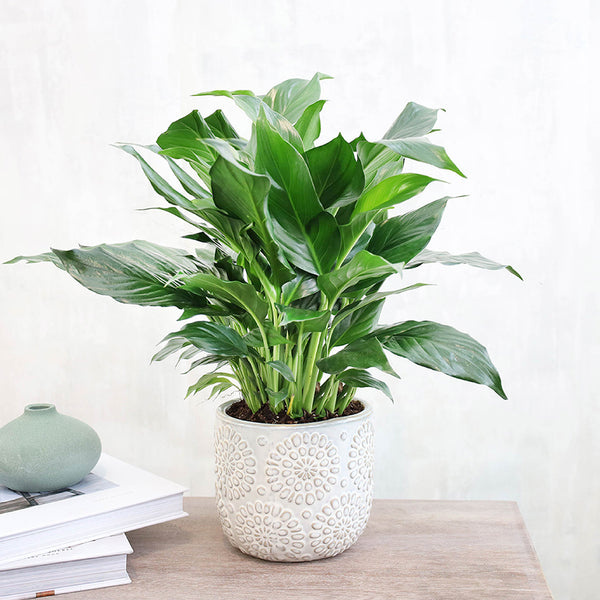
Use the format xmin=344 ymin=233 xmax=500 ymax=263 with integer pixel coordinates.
xmin=292 ymin=323 xmax=305 ymax=402
xmin=301 ymin=331 xmax=324 ymax=414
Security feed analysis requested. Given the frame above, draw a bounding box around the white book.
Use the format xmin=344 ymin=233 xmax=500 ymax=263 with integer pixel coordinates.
xmin=0 ymin=454 xmax=187 ymax=565
xmin=0 ymin=534 xmax=132 ymax=600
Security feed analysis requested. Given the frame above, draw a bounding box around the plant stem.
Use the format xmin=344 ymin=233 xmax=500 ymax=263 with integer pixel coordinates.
xmin=301 ymin=330 xmax=324 ymax=414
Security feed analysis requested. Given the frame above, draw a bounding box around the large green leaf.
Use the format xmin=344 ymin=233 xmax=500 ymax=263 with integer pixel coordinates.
xmin=209 ymin=156 xmax=290 ymax=282
xmin=205 ymin=109 xmax=241 ymax=141
xmin=244 ymin=323 xmax=289 ymax=347
xmin=260 ymin=73 xmax=331 ymax=123
xmin=353 ymin=173 xmax=437 ymax=215
xmin=164 ymin=321 xmax=250 ymax=357
xmin=277 ymin=305 xmax=330 ymax=332
xmin=256 ymin=115 xmax=339 ymax=274
xmin=195 ymin=90 xmax=304 ymax=153
xmin=356 ymin=137 xmax=405 ymax=190
xmin=330 ymin=300 xmax=384 ymax=347
xmin=294 ymin=100 xmax=326 ymax=150
xmin=304 ymin=135 xmax=361 ymax=209
xmin=337 ymin=368 xmax=393 ymax=400
xmin=384 ymin=102 xmax=441 ymax=139
xmin=143 ymin=144 xmax=213 ymax=201
xmin=117 ymin=145 xmax=203 ymax=212
xmin=376 ymin=320 xmax=506 ymax=398
xmin=379 ymin=138 xmax=465 ymax=178
xmin=317 ymin=250 xmax=397 ymax=302
xmin=317 ymin=338 xmax=398 ymax=377
xmin=11 ymin=241 xmax=207 ymax=308
xmin=194 ymin=207 xmax=251 ymax=256
xmin=155 ymin=111 xmax=217 ymax=180
xmin=280 ymin=275 xmax=319 ymax=304
xmin=368 ymin=198 xmax=448 ymax=264
xmin=406 ymin=250 xmax=523 ymax=279
xmin=182 ymin=273 xmax=269 ymax=322
xmin=378 ymin=102 xmax=464 ymax=177
xmin=332 ymin=284 xmax=429 ymax=326
xmin=337 ymin=210 xmax=378 ymax=262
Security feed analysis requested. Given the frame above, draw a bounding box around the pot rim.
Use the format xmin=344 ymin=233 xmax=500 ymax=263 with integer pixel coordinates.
xmin=216 ymin=398 xmax=372 ymax=429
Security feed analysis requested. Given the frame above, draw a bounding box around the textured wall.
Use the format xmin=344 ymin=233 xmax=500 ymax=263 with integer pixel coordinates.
xmin=0 ymin=1 xmax=597 ymax=598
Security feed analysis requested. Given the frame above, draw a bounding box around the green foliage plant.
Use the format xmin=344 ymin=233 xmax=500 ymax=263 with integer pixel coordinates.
xmin=8 ymin=74 xmax=520 ymax=419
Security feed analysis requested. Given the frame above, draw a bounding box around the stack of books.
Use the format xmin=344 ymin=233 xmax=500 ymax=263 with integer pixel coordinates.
xmin=0 ymin=454 xmax=187 ymax=599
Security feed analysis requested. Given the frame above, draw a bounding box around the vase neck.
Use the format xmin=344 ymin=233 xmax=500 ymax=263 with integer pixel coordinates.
xmin=24 ymin=404 xmax=57 ymax=417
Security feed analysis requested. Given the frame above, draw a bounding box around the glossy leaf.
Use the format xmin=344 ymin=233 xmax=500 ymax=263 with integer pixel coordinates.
xmin=244 ymin=323 xmax=289 ymax=347
xmin=155 ymin=111 xmax=217 ymax=176
xmin=144 ymin=144 xmax=213 ymax=201
xmin=379 ymin=102 xmax=464 ymax=177
xmin=260 ymin=73 xmax=331 ymax=123
xmin=353 ymin=173 xmax=438 ymax=215
xmin=205 ymin=109 xmax=241 ymax=141
xmin=406 ymin=250 xmax=523 ymax=279
xmin=117 ymin=145 xmax=201 ymax=212
xmin=182 ymin=273 xmax=269 ymax=322
xmin=14 ymin=241 xmax=207 ymax=308
xmin=164 ymin=321 xmax=249 ymax=357
xmin=267 ymin=360 xmax=296 ymax=383
xmin=383 ymin=102 xmax=442 ymax=139
xmin=332 ymin=284 xmax=429 ymax=326
xmin=305 ymin=134 xmax=361 ymax=209
xmin=195 ymin=89 xmax=304 ymax=153
xmin=280 ymin=275 xmax=319 ymax=304
xmin=317 ymin=250 xmax=397 ymax=302
xmin=356 ymin=138 xmax=405 ymax=190
xmin=256 ymin=115 xmax=339 ymax=274
xmin=368 ymin=198 xmax=448 ymax=264
xmin=209 ymin=156 xmax=289 ymax=282
xmin=277 ymin=305 xmax=330 ymax=332
xmin=330 ymin=299 xmax=384 ymax=347
xmin=337 ymin=210 xmax=378 ymax=262
xmin=294 ymin=100 xmax=326 ymax=149
xmin=376 ymin=320 xmax=506 ymax=398
xmin=317 ymin=338 xmax=398 ymax=377
xmin=379 ymin=137 xmax=465 ymax=177
xmin=186 ymin=371 xmax=238 ymax=398
xmin=337 ymin=368 xmax=393 ymax=401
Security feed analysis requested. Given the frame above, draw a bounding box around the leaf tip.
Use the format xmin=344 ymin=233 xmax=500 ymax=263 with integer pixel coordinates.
xmin=506 ymin=265 xmax=524 ymax=281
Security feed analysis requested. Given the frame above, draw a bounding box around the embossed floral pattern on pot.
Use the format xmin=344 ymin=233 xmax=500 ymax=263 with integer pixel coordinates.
xmin=215 ymin=424 xmax=256 ymax=501
xmin=234 ymin=501 xmax=306 ymax=561
xmin=348 ymin=421 xmax=375 ymax=492
xmin=266 ymin=432 xmax=340 ymax=506
xmin=214 ymin=399 xmax=374 ymax=562
xmin=309 ymin=493 xmax=371 ymax=558
xmin=216 ymin=493 xmax=236 ymax=545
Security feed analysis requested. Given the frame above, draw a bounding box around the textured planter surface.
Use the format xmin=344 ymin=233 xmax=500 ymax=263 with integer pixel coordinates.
xmin=215 ymin=400 xmax=374 ymax=562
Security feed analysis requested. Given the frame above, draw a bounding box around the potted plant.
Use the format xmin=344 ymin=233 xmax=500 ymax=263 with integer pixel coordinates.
xmin=8 ymin=74 xmax=519 ymax=562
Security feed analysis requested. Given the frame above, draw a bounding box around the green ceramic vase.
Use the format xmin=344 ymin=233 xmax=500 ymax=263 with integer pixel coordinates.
xmin=0 ymin=404 xmax=102 ymax=492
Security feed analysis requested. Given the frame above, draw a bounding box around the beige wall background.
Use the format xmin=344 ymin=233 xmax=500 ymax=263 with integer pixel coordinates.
xmin=0 ymin=1 xmax=597 ymax=598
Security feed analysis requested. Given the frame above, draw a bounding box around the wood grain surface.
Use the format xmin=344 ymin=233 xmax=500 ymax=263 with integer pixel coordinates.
xmin=73 ymin=497 xmax=553 ymax=600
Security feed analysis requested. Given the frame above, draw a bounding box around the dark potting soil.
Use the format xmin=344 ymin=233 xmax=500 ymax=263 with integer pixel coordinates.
xmin=226 ymin=399 xmax=364 ymax=424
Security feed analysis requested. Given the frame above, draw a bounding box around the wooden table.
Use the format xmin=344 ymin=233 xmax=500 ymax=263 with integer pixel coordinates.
xmin=77 ymin=497 xmax=553 ymax=599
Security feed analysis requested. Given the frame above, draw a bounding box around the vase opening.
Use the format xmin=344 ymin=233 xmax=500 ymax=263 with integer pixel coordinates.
xmin=25 ymin=403 xmax=55 ymax=412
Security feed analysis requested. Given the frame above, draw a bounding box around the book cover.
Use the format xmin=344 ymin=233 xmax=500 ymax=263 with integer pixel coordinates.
xmin=0 ymin=454 xmax=187 ymax=565
xmin=0 ymin=534 xmax=133 ymax=600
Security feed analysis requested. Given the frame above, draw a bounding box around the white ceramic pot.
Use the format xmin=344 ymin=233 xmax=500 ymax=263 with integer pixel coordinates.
xmin=214 ymin=399 xmax=374 ymax=562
